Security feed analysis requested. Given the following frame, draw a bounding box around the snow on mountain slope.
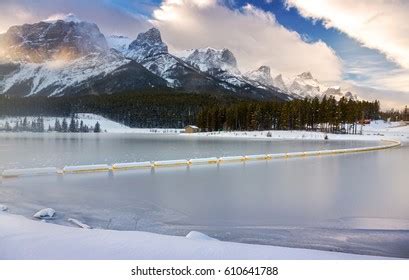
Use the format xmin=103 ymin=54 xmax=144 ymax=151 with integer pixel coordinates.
xmin=123 ymin=28 xmax=221 ymax=88
xmin=183 ymin=47 xmax=240 ymax=75
xmin=0 ymin=17 xmax=168 ymax=97
xmin=245 ymin=66 xmax=274 ymax=87
xmin=176 ymin=47 xmax=291 ymax=100
xmin=122 ymin=28 xmax=289 ymax=100
xmin=0 ymin=15 xmax=344 ymax=101
xmin=273 ymin=74 xmax=289 ymax=92
xmin=242 ymin=65 xmax=357 ymax=101
xmin=126 ymin=27 xmax=168 ymax=63
xmin=277 ymin=72 xmax=357 ymax=100
xmin=1 ymin=51 xmax=127 ymax=96
xmin=288 ymin=72 xmax=323 ymax=98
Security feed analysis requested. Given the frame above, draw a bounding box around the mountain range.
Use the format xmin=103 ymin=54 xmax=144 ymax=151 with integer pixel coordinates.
xmin=0 ymin=14 xmax=356 ymax=101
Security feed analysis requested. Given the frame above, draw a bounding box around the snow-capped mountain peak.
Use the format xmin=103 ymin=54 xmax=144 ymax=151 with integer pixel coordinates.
xmin=183 ymin=47 xmax=240 ymax=75
xmin=272 ymin=74 xmax=287 ymax=91
xmin=245 ymin=66 xmax=274 ymax=86
xmin=127 ymin=27 xmax=168 ymax=62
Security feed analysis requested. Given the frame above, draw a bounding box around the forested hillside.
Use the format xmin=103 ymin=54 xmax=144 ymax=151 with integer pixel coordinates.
xmin=0 ymin=90 xmax=380 ymax=132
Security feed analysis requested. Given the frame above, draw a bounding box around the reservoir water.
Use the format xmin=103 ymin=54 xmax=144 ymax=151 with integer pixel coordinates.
xmin=1 ymin=133 xmax=408 ymax=258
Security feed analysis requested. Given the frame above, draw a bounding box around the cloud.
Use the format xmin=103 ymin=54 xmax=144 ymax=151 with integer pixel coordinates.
xmin=285 ymin=0 xmax=409 ymax=69
xmin=151 ymin=0 xmax=343 ymax=82
xmin=0 ymin=0 xmax=152 ymax=38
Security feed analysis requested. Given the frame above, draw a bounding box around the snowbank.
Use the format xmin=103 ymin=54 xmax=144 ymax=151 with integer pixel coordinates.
xmin=0 ymin=213 xmax=386 ymax=260
xmin=0 ymin=204 xmax=8 ymax=211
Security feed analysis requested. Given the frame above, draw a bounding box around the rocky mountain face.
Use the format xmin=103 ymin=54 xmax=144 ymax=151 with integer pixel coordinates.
xmin=245 ymin=66 xmax=274 ymax=87
xmin=126 ymin=28 xmax=168 ymax=62
xmin=121 ymin=28 xmax=289 ymax=100
xmin=0 ymin=16 xmax=108 ymax=63
xmin=246 ymin=68 xmax=357 ymax=100
xmin=0 ymin=18 xmax=167 ymax=97
xmin=0 ymin=15 xmax=355 ymax=101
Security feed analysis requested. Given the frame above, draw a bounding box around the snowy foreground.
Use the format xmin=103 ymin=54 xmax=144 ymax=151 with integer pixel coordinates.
xmin=0 ymin=213 xmax=385 ymax=260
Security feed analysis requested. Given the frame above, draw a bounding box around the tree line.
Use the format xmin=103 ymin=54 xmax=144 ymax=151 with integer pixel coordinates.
xmin=0 ymin=89 xmax=228 ymax=128
xmin=1 ymin=115 xmax=102 ymax=133
xmin=0 ymin=90 xmax=383 ymax=132
xmin=380 ymin=106 xmax=409 ymax=122
xmin=197 ymin=96 xmax=380 ymax=134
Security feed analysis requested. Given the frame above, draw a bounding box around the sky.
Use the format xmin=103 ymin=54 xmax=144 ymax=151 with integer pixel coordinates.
xmin=0 ymin=0 xmax=408 ymax=108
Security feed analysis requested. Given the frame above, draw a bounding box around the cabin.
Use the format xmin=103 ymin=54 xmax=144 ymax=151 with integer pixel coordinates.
xmin=184 ymin=125 xmax=200 ymax=133
xmin=358 ymin=119 xmax=371 ymax=125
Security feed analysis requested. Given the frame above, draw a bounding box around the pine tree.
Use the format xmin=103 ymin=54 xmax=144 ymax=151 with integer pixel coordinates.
xmin=75 ymin=120 xmax=79 ymax=132
xmin=37 ymin=117 xmax=44 ymax=132
xmin=22 ymin=117 xmax=28 ymax=130
xmin=31 ymin=120 xmax=37 ymax=132
xmin=69 ymin=116 xmax=76 ymax=133
xmin=94 ymin=122 xmax=101 ymax=133
xmin=55 ymin=119 xmax=61 ymax=132
xmin=62 ymin=118 xmax=68 ymax=132
xmin=5 ymin=121 xmax=11 ymax=131
xmin=13 ymin=121 xmax=19 ymax=132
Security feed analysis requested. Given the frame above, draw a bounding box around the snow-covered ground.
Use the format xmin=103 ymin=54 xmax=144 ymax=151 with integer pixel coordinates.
xmin=1 ymin=114 xmax=407 ymax=142
xmin=0 ymin=113 xmax=183 ymax=134
xmin=0 ymin=212 xmax=385 ymax=260
xmin=186 ymin=120 xmax=409 ymax=143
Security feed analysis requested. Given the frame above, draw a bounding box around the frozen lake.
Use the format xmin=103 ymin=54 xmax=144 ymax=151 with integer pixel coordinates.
xmin=1 ymin=133 xmax=408 ymax=258
xmin=0 ymin=133 xmax=380 ymax=169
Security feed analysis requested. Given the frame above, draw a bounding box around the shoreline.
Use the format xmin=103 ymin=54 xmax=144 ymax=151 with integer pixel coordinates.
xmin=0 ymin=212 xmax=389 ymax=260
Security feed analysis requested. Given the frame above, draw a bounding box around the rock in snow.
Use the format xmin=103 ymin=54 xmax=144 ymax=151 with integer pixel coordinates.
xmin=33 ymin=208 xmax=56 ymax=219
xmin=186 ymin=231 xmax=218 ymax=241
xmin=0 ymin=204 xmax=8 ymax=211
xmin=68 ymin=218 xmax=92 ymax=229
